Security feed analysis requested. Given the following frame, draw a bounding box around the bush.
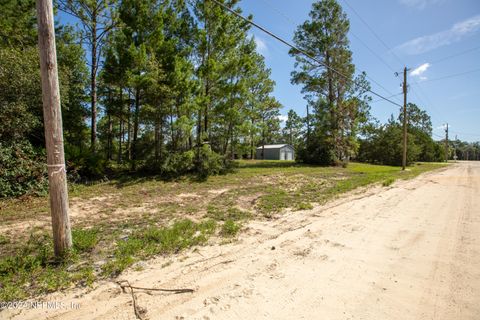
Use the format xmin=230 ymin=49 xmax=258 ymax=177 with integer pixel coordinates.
xmin=160 ymin=150 xmax=195 ymax=177
xmin=297 ymin=140 xmax=335 ymax=165
xmin=0 ymin=141 xmax=48 ymax=198
xmin=195 ymin=144 xmax=232 ymax=179
xmin=65 ymin=145 xmax=108 ymax=180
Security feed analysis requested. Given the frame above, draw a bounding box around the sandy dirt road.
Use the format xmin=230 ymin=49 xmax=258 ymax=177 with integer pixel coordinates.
xmin=4 ymin=161 xmax=480 ymax=320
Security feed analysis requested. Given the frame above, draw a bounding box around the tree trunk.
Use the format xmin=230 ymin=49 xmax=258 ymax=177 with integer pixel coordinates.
xmin=132 ymin=88 xmax=140 ymax=170
xmin=127 ymin=90 xmax=132 ymax=161
xmin=154 ymin=110 xmax=162 ymax=163
xmin=306 ymin=104 xmax=310 ymax=145
xmin=326 ymin=52 xmax=337 ymax=160
xmin=90 ymin=17 xmax=98 ymax=152
xmin=107 ymin=113 xmax=112 ymax=160
xmin=118 ymin=86 xmax=123 ymax=163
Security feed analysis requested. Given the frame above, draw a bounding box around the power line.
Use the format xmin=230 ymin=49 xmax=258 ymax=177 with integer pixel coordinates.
xmin=258 ymin=0 xmax=297 ymax=26
xmin=260 ymin=0 xmax=402 ymax=102
xmin=210 ymin=0 xmax=404 ymax=108
xmin=409 ymin=82 xmax=446 ymax=120
xmin=341 ymin=0 xmax=447 ymax=123
xmin=370 ymin=92 xmax=403 ymax=103
xmin=349 ymin=32 xmax=396 ymax=73
xmin=420 ymin=67 xmax=480 ymax=83
xmin=430 ymin=45 xmax=480 ymax=65
xmin=341 ymin=0 xmax=404 ymax=68
xmin=450 ymin=130 xmax=480 ymax=138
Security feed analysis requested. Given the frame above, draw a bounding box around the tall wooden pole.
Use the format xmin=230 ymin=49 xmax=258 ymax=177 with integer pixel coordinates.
xmin=445 ymin=123 xmax=449 ymax=163
xmin=36 ymin=0 xmax=72 ymax=256
xmin=402 ymin=67 xmax=408 ymax=170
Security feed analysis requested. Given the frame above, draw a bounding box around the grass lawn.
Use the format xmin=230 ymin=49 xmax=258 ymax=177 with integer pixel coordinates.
xmin=0 ymin=161 xmax=447 ymax=301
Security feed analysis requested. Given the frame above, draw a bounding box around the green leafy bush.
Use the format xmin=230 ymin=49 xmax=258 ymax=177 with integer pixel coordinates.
xmin=196 ymin=144 xmax=232 ymax=179
xmin=65 ymin=145 xmax=108 ymax=180
xmin=0 ymin=141 xmax=48 ymax=198
xmin=160 ymin=150 xmax=196 ymax=176
xmin=297 ymin=140 xmax=335 ymax=165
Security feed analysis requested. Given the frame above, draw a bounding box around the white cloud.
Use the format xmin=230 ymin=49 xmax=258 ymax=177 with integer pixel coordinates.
xmin=278 ymin=115 xmax=288 ymax=122
xmin=396 ymin=15 xmax=480 ymax=55
xmin=399 ymin=0 xmax=444 ymax=10
xmin=410 ymin=63 xmax=430 ymax=77
xmin=253 ymin=35 xmax=268 ymax=56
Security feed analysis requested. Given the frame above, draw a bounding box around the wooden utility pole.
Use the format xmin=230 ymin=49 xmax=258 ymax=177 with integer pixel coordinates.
xmin=402 ymin=67 xmax=408 ymax=170
xmin=454 ymin=135 xmax=457 ymax=162
xmin=37 ymin=0 xmax=72 ymax=256
xmin=444 ymin=123 xmax=449 ymax=163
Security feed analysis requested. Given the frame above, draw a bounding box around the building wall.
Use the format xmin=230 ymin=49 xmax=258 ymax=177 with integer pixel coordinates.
xmin=280 ymin=145 xmax=295 ymax=160
xmin=256 ymin=148 xmax=280 ymax=160
xmin=256 ymin=145 xmax=295 ymax=160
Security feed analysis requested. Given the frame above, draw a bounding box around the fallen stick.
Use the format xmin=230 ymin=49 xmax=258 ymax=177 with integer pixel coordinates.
xmin=116 ymin=280 xmax=195 ymax=320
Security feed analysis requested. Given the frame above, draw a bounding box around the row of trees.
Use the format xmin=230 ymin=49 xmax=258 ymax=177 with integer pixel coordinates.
xmin=0 ymin=0 xmax=89 ymax=197
xmin=58 ymin=0 xmax=286 ymax=176
xmin=357 ymin=103 xmax=445 ymax=165
xmin=1 ymin=0 xmax=477 ymax=198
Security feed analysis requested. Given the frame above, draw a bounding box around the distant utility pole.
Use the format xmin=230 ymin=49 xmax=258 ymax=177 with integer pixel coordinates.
xmin=37 ymin=0 xmax=72 ymax=256
xmin=454 ymin=135 xmax=457 ymax=162
xmin=444 ymin=123 xmax=449 ymax=163
xmin=402 ymin=67 xmax=408 ymax=170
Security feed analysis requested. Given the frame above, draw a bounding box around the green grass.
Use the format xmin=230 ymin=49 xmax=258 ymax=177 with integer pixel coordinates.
xmin=220 ymin=219 xmax=241 ymax=237
xmin=0 ymin=232 xmax=94 ymax=301
xmin=0 ymin=161 xmax=447 ymax=301
xmin=72 ymin=228 xmax=99 ymax=253
xmin=382 ymin=177 xmax=396 ymax=187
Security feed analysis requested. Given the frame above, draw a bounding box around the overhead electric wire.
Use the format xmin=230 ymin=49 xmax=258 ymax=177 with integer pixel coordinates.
xmin=420 ymin=67 xmax=480 ymax=83
xmin=217 ymin=0 xmax=403 ymax=108
xmin=341 ymin=0 xmax=404 ymax=68
xmin=341 ymin=0 xmax=448 ymax=122
xmin=430 ymin=45 xmax=480 ymax=65
xmin=450 ymin=130 xmax=480 ymax=138
xmin=370 ymin=92 xmax=403 ymax=104
xmin=260 ymin=0 xmax=404 ymax=103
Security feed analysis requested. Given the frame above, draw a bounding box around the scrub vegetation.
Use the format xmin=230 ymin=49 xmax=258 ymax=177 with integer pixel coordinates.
xmin=0 ymin=161 xmax=446 ymax=301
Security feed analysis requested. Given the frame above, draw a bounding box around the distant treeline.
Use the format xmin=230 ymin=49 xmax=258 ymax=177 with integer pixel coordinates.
xmin=1 ymin=0 xmax=474 ymax=198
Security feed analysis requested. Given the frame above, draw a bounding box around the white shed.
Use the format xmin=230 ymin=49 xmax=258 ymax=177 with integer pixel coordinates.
xmin=256 ymin=144 xmax=295 ymax=160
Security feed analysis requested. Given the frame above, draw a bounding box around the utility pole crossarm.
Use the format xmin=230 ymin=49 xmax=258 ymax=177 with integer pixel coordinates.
xmin=37 ymin=0 xmax=72 ymax=256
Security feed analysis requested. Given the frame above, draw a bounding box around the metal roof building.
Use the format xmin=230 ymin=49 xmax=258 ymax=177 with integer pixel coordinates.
xmin=256 ymin=144 xmax=295 ymax=160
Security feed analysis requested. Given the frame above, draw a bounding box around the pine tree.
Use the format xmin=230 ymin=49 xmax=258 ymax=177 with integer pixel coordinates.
xmin=57 ymin=0 xmax=118 ymax=151
xmin=290 ymin=0 xmax=362 ymax=164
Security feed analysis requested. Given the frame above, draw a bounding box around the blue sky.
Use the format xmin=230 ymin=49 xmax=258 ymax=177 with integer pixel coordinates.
xmin=239 ymin=0 xmax=480 ymax=142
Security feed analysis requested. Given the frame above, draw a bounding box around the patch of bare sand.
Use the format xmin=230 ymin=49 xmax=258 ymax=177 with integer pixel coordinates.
xmin=4 ymin=163 xmax=480 ymax=320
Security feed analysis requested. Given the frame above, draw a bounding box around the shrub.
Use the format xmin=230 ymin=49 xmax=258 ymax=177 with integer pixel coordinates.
xmin=297 ymin=140 xmax=335 ymax=165
xmin=0 ymin=141 xmax=48 ymax=198
xmin=65 ymin=145 xmax=108 ymax=180
xmin=160 ymin=150 xmax=195 ymax=176
xmin=195 ymin=144 xmax=232 ymax=179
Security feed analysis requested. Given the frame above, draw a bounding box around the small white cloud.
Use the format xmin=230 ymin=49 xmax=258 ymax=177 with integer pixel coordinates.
xmin=252 ymin=35 xmax=268 ymax=56
xmin=399 ymin=0 xmax=444 ymax=10
xmin=435 ymin=124 xmax=451 ymax=130
xmin=278 ymin=115 xmax=288 ymax=122
xmin=396 ymin=14 xmax=480 ymax=55
xmin=410 ymin=63 xmax=430 ymax=77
